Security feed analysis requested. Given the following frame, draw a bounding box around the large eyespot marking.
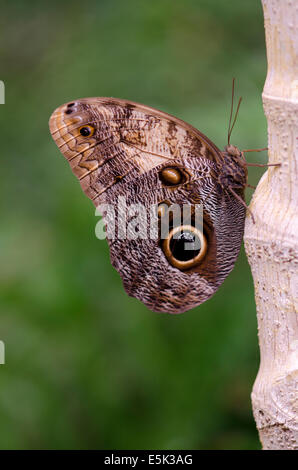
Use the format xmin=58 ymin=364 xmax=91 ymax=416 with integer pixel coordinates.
xmin=79 ymin=125 xmax=95 ymax=137
xmin=162 ymin=225 xmax=207 ymax=270
xmin=159 ymin=167 xmax=185 ymax=186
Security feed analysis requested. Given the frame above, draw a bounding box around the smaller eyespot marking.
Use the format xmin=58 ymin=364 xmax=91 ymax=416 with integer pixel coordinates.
xmin=65 ymin=103 xmax=76 ymax=114
xmin=79 ymin=125 xmax=95 ymax=137
xmin=114 ymin=175 xmax=123 ymax=183
xmin=159 ymin=167 xmax=185 ymax=186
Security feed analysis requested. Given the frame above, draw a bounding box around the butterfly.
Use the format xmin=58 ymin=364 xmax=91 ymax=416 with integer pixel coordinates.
xmin=49 ymin=85 xmax=273 ymax=314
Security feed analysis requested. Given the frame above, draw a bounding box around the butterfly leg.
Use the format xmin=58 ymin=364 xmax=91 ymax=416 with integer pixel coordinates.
xmin=242 ymin=147 xmax=268 ymax=153
xmin=227 ymin=187 xmax=256 ymax=224
xmin=245 ymin=162 xmax=281 ymax=168
xmin=242 ymin=148 xmax=281 ymax=167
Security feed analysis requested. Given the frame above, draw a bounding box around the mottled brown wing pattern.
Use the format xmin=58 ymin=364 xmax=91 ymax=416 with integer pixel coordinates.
xmin=49 ymin=98 xmax=246 ymax=313
xmin=49 ymin=98 xmax=222 ymax=202
xmin=106 ymin=158 xmax=245 ymax=313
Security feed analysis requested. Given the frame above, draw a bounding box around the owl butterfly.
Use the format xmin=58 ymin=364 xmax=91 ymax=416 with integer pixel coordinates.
xmin=49 ymin=87 xmax=268 ymax=314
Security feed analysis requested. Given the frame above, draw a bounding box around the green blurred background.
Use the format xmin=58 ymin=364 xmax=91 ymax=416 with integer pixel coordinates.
xmin=0 ymin=0 xmax=268 ymax=450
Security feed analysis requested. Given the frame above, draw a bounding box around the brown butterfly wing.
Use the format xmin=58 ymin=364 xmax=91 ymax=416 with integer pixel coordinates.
xmin=49 ymin=98 xmax=245 ymax=313
xmin=105 ymin=157 xmax=245 ymax=313
xmin=49 ymin=97 xmax=222 ymax=204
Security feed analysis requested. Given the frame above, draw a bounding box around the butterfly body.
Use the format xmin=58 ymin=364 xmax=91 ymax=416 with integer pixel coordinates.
xmin=49 ymin=98 xmax=247 ymax=313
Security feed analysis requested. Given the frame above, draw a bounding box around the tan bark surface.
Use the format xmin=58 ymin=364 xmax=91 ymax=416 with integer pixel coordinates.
xmin=244 ymin=0 xmax=298 ymax=450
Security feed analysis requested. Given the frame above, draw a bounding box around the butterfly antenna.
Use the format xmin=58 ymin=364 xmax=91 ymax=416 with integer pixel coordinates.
xmin=227 ymin=78 xmax=235 ymax=145
xmin=228 ymin=96 xmax=242 ymax=145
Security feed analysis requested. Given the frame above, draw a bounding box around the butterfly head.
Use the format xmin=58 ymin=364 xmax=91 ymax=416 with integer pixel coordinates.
xmin=224 ymin=144 xmax=242 ymax=158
